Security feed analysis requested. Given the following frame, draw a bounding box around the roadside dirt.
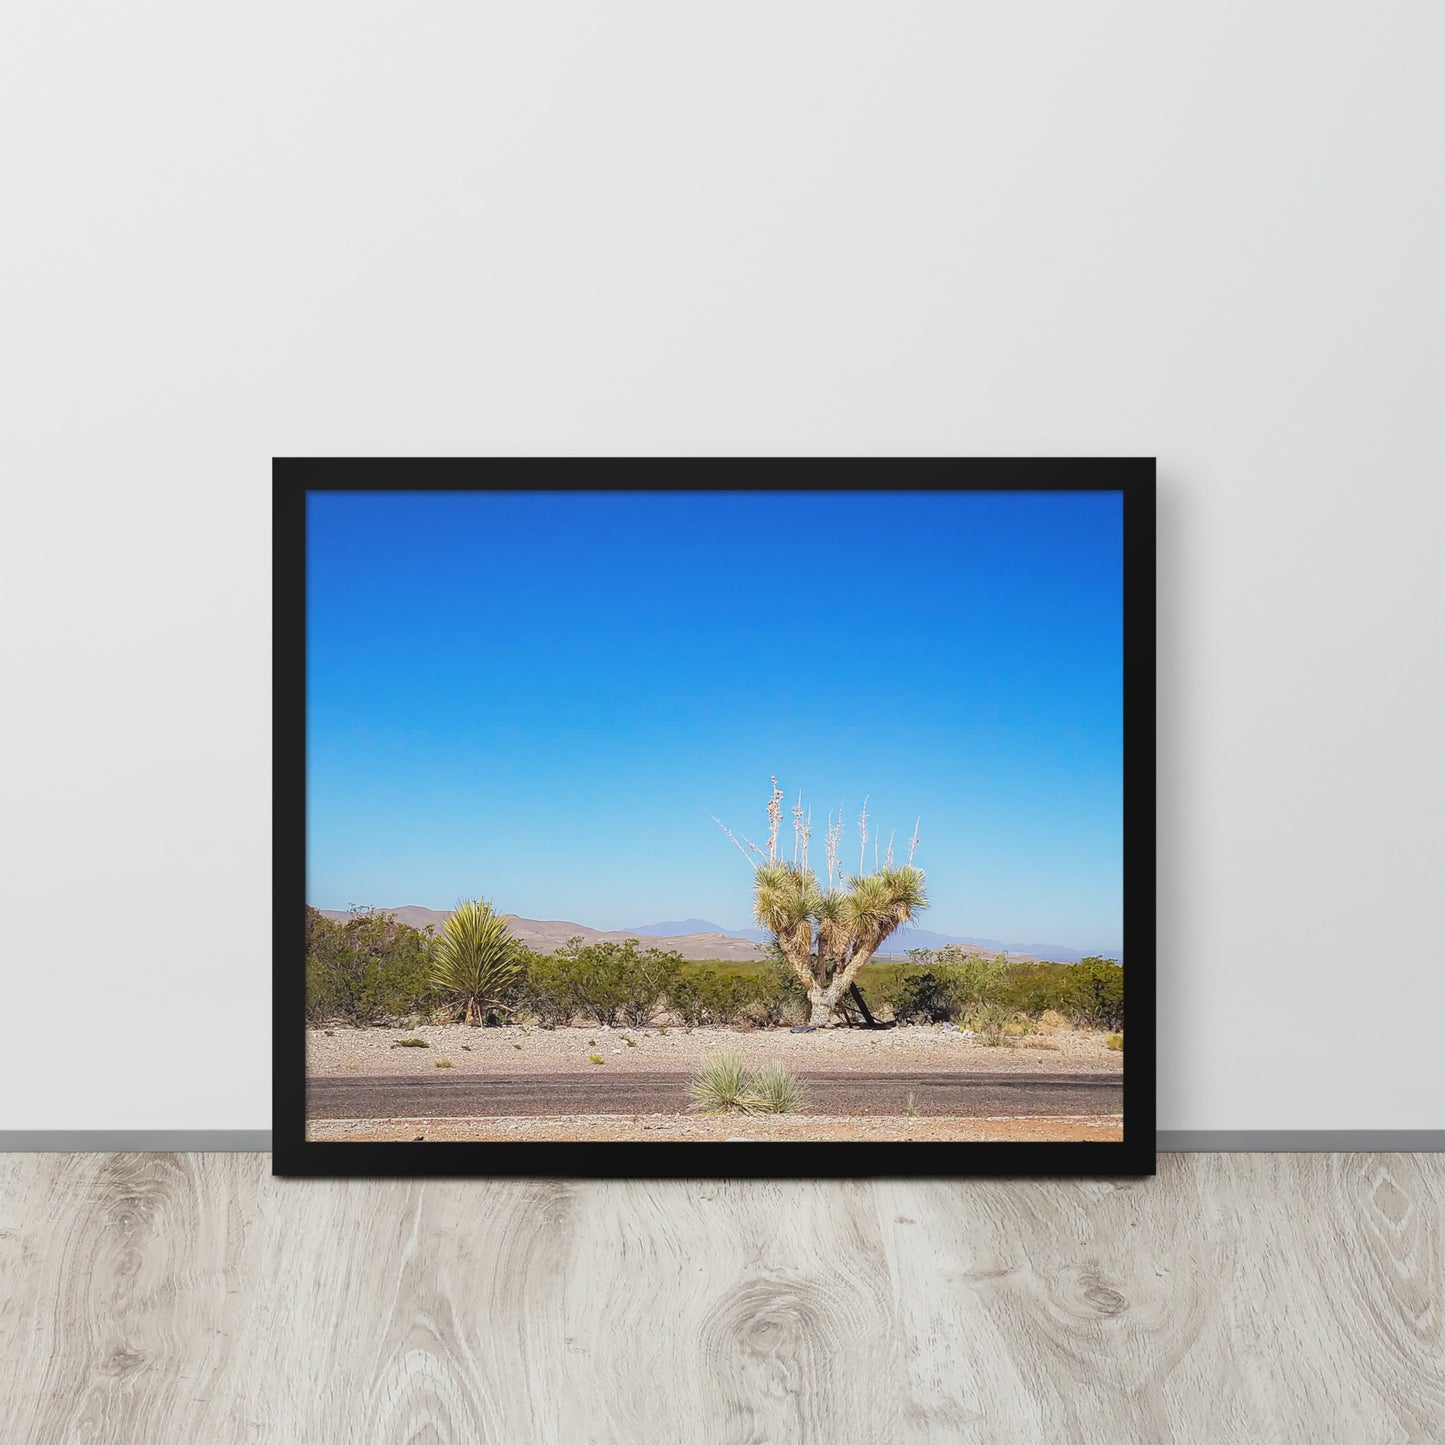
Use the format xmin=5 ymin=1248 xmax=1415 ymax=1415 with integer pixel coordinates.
xmin=307 ymin=1022 xmax=1122 ymax=1077
xmin=306 ymin=1113 xmax=1125 ymax=1143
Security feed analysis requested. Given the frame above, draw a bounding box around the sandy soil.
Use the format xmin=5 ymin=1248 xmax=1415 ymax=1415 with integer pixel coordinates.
xmin=306 ymin=1113 xmax=1124 ymax=1143
xmin=307 ymin=1022 xmax=1123 ymax=1077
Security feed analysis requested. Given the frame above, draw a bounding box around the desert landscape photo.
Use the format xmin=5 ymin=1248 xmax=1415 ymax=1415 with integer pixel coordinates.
xmin=300 ymin=489 xmax=1127 ymax=1150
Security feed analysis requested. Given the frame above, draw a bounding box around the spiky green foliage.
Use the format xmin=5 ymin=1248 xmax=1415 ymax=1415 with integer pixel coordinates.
xmin=689 ymin=1053 xmax=808 ymax=1115
xmin=690 ymin=1051 xmax=753 ymax=1113
xmin=744 ymin=1062 xmax=808 ymax=1114
xmin=431 ymin=899 xmax=522 ymax=1027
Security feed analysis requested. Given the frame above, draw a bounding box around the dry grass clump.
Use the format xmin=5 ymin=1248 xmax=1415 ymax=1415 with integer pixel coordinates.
xmin=748 ymin=1062 xmax=808 ymax=1115
xmin=393 ymin=1037 xmax=429 ymax=1048
xmin=435 ymin=1058 xmax=453 ymax=1068
xmin=690 ymin=1052 xmax=752 ymax=1112
xmin=1106 ymin=1032 xmax=1124 ymax=1052
xmin=1026 ymin=1039 xmax=1061 ymax=1052
xmin=1038 ymin=1009 xmax=1069 ymax=1032
xmin=690 ymin=1052 xmax=807 ymax=1115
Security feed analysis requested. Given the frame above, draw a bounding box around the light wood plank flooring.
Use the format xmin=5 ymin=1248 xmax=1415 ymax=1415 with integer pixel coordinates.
xmin=1 ymin=1154 xmax=1439 ymax=1443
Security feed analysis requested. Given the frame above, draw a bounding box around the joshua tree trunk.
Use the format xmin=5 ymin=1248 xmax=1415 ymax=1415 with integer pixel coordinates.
xmin=804 ymin=944 xmax=883 ymax=1025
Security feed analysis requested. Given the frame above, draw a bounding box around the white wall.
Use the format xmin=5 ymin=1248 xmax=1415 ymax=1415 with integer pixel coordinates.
xmin=3 ymin=2 xmax=1440 ymax=1130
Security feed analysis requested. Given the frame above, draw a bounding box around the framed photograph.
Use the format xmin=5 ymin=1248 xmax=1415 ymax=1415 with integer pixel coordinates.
xmin=273 ymin=462 xmax=1154 ymax=1177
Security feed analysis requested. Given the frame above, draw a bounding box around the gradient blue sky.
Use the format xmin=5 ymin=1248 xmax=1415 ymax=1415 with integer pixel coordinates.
xmin=307 ymin=489 xmax=1124 ymax=949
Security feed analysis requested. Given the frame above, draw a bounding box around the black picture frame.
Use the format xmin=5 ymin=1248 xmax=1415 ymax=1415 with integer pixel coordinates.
xmin=273 ymin=460 xmax=1156 ymax=1178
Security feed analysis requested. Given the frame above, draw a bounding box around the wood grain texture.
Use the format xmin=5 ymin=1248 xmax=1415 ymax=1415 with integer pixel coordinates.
xmin=0 ymin=1155 xmax=1439 ymax=1444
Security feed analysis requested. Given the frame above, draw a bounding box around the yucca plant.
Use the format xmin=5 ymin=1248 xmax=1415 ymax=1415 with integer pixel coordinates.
xmin=744 ymin=1062 xmax=808 ymax=1115
xmin=721 ymin=781 xmax=929 ymax=1026
xmin=431 ymin=899 xmax=522 ymax=1026
xmin=690 ymin=1051 xmax=753 ymax=1113
xmin=689 ymin=1053 xmax=808 ymax=1115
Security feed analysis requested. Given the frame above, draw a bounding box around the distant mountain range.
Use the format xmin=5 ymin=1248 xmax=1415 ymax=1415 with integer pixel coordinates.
xmin=316 ymin=907 xmax=767 ymax=963
xmin=627 ymin=919 xmax=1116 ymax=964
xmin=316 ymin=906 xmax=1118 ymax=965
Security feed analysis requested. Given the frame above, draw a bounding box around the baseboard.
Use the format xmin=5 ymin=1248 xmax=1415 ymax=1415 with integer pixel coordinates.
xmin=0 ymin=1131 xmax=274 ymax=1151
xmin=1155 ymin=1130 xmax=1445 ymax=1152
xmin=1 ymin=1130 xmax=1441 ymax=1153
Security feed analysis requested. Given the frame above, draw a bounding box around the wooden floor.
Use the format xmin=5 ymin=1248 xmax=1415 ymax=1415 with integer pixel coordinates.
xmin=1 ymin=1154 xmax=1439 ymax=1443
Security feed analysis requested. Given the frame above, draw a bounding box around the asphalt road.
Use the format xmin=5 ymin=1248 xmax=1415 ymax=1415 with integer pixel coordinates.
xmin=308 ymin=1071 xmax=1122 ymax=1120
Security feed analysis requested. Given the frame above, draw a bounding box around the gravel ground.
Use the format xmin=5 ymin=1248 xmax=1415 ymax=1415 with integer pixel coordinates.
xmin=306 ymin=1113 xmax=1124 ymax=1143
xmin=307 ymin=1022 xmax=1123 ymax=1077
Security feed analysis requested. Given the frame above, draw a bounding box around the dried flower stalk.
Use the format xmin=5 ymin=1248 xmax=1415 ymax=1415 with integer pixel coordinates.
xmin=766 ymin=777 xmax=784 ymax=863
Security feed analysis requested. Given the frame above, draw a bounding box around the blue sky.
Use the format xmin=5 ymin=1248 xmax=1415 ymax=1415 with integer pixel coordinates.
xmin=307 ymin=489 xmax=1124 ymax=949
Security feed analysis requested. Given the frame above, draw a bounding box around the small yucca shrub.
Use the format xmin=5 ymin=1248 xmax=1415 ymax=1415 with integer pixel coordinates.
xmin=690 ymin=1053 xmax=807 ymax=1114
xmin=745 ymin=1062 xmax=807 ymax=1115
xmin=690 ymin=1052 xmax=753 ymax=1113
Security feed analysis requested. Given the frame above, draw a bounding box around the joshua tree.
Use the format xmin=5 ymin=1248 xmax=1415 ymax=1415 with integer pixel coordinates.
xmin=720 ymin=780 xmax=928 ymax=1026
xmin=431 ymin=899 xmax=522 ymax=1026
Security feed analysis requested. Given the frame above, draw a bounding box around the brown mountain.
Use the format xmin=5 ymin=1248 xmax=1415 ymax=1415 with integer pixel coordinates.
xmin=314 ymin=906 xmax=769 ymax=963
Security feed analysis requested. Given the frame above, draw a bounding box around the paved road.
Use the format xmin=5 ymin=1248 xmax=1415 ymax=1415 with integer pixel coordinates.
xmin=308 ymin=1071 xmax=1122 ymax=1120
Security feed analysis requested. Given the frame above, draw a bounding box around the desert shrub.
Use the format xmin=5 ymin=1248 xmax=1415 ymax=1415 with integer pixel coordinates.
xmin=518 ymin=938 xmax=683 ymax=1027
xmin=702 ymin=972 xmax=756 ymax=1024
xmin=690 ymin=1053 xmax=807 ymax=1114
xmin=747 ymin=954 xmax=809 ymax=1027
xmin=995 ymin=962 xmax=1072 ymax=1016
xmin=393 ymin=1037 xmax=429 ymax=1048
xmin=969 ymin=1002 xmax=1021 ymax=1046
xmin=588 ymin=1053 xmax=605 ymax=1064
xmin=887 ymin=970 xmax=956 ymax=1024
xmin=515 ymin=951 xmax=577 ymax=1027
xmin=1038 ymin=1009 xmax=1069 ymax=1031
xmin=1106 ymin=1032 xmax=1124 ymax=1051
xmin=305 ymin=907 xmax=438 ymax=1025
xmin=690 ymin=1052 xmax=753 ymax=1112
xmin=935 ymin=949 xmax=1005 ymax=1011
xmin=667 ymin=968 xmax=757 ymax=1026
xmin=745 ymin=1062 xmax=807 ymax=1114
xmin=1062 ymin=958 xmax=1125 ymax=1031
xmin=885 ymin=952 xmax=1006 ymax=1023
xmin=667 ymin=970 xmax=713 ymax=1026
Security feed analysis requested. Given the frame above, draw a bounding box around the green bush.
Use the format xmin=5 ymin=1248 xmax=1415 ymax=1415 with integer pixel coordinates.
xmin=886 ymin=970 xmax=956 ymax=1023
xmin=746 ymin=954 xmax=809 ymax=1027
xmin=968 ymin=1002 xmax=1021 ymax=1046
xmin=305 ymin=907 xmax=438 ymax=1025
xmin=514 ymin=951 xmax=575 ymax=1027
xmin=936 ymin=951 xmax=1005 ymax=1011
xmin=668 ymin=968 xmax=754 ymax=1025
xmin=885 ymin=952 xmax=1004 ymax=1023
xmin=515 ymin=938 xmax=683 ymax=1028
xmin=1062 ymin=957 xmax=1125 ymax=1031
